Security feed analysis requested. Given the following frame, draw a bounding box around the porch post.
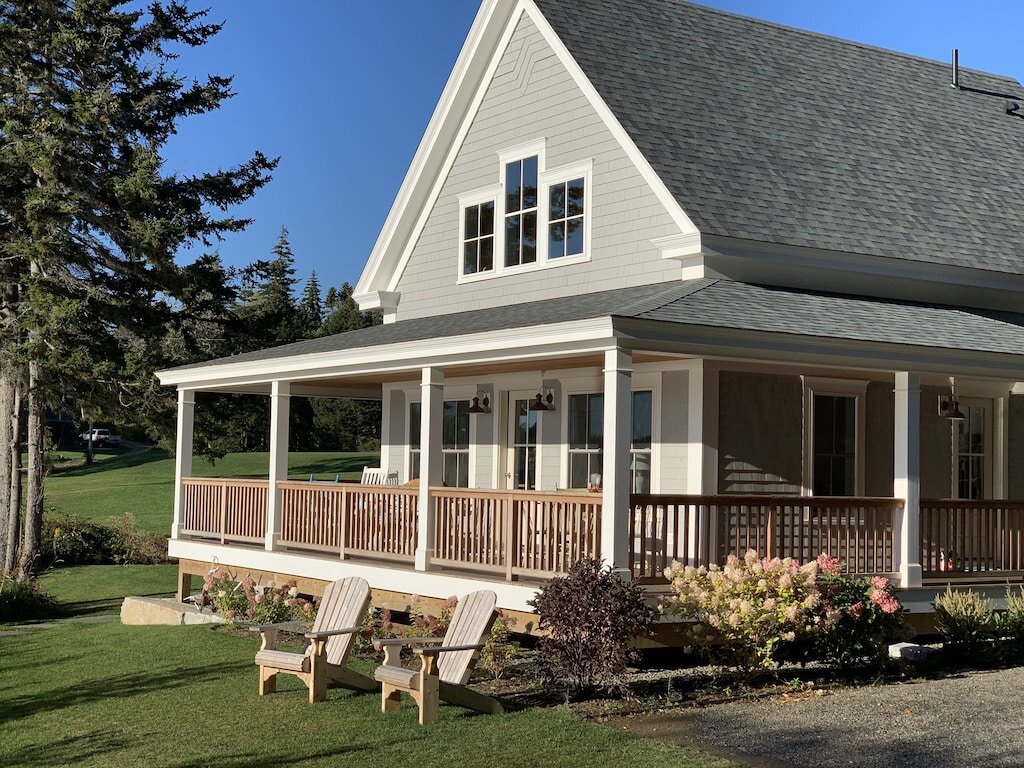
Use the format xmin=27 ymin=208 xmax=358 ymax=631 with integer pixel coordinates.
xmin=602 ymin=348 xmax=632 ymax=573
xmin=894 ymin=371 xmax=922 ymax=587
xmin=265 ymin=380 xmax=290 ymax=551
xmin=415 ymin=367 xmax=444 ymax=571
xmin=171 ymin=388 xmax=195 ymax=540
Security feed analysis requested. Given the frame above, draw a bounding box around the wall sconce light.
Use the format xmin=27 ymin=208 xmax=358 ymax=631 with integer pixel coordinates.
xmin=468 ymin=390 xmax=491 ymax=414
xmin=938 ymin=377 xmax=965 ymax=420
xmin=529 ymin=385 xmax=556 ymax=412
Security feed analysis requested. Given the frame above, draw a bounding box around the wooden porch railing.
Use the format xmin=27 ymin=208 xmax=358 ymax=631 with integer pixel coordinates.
xmin=180 ymin=478 xmax=268 ymax=545
xmin=921 ymin=500 xmax=1024 ymax=579
xmin=430 ymin=488 xmax=602 ymax=581
xmin=278 ymin=481 xmax=418 ymax=562
xmin=629 ymin=494 xmax=900 ymax=582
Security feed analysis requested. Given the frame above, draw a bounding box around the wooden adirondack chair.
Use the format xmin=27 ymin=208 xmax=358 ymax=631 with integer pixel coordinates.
xmin=372 ymin=590 xmax=503 ymax=725
xmin=254 ymin=576 xmax=377 ymax=703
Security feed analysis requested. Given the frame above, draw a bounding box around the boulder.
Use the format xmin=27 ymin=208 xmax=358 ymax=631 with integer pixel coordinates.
xmin=120 ymin=596 xmax=226 ymax=626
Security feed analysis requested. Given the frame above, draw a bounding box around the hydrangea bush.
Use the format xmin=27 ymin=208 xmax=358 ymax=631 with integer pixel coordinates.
xmin=663 ymin=551 xmax=904 ymax=669
xmin=663 ymin=551 xmax=821 ymax=668
xmin=202 ymin=570 xmax=317 ymax=624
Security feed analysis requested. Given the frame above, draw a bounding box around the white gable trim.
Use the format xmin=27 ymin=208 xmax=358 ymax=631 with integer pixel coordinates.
xmin=355 ymin=0 xmax=702 ymax=308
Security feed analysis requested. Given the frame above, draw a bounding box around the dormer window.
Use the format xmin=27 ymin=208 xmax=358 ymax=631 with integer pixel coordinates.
xmin=504 ymin=155 xmax=538 ymax=267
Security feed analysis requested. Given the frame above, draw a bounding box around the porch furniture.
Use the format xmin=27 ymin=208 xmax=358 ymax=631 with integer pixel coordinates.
xmin=372 ymin=589 xmax=503 ymax=725
xmin=254 ymin=576 xmax=376 ymax=703
xmin=361 ymin=467 xmax=399 ymax=486
xmin=308 ymin=474 xmax=341 ymax=483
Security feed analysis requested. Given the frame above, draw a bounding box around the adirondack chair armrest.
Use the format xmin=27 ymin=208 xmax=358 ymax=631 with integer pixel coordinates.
xmin=416 ymin=642 xmax=485 ymax=657
xmin=245 ymin=620 xmax=309 ymax=634
xmin=305 ymin=625 xmax=364 ymax=640
xmin=371 ymin=636 xmax=446 ymax=650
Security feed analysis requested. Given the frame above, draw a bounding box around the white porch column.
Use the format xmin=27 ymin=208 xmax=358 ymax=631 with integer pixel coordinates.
xmin=894 ymin=371 xmax=922 ymax=587
xmin=602 ymin=348 xmax=633 ymax=573
xmin=415 ymin=367 xmax=444 ymax=571
xmin=171 ymin=388 xmax=195 ymax=540
xmin=265 ymin=380 xmax=291 ymax=551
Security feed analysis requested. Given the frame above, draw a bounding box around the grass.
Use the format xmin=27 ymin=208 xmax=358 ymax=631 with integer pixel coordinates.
xmin=39 ymin=564 xmax=180 ymax=618
xmin=43 ymin=449 xmax=379 ymax=534
xmin=0 ymin=566 xmax=735 ymax=768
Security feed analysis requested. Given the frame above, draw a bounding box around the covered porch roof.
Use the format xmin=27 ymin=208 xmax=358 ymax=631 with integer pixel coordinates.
xmin=156 ymin=279 xmax=1024 ymax=392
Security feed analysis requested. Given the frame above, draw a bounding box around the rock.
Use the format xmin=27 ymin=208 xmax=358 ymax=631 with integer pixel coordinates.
xmin=120 ymin=596 xmax=226 ymax=626
xmin=888 ymin=642 xmax=939 ymax=662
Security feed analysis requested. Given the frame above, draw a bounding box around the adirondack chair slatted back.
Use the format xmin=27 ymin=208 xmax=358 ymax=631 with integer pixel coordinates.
xmin=312 ymin=577 xmax=371 ymax=666
xmin=438 ymin=590 xmax=497 ymax=685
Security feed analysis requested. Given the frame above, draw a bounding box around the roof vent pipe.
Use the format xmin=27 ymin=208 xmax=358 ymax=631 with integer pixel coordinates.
xmin=952 ymin=48 xmax=960 ymax=89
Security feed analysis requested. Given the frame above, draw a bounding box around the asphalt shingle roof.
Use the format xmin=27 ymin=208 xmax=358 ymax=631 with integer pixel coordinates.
xmin=533 ymin=0 xmax=1024 ymax=274
xmin=166 ymin=280 xmax=1024 ymax=373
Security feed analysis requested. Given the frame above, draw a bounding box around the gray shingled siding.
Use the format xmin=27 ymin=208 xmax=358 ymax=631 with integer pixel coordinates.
xmin=864 ymin=382 xmax=895 ymax=497
xmin=394 ymin=12 xmax=680 ymax=321
xmin=920 ymin=386 xmax=953 ymax=500
xmin=536 ymin=0 xmax=1024 ymax=275
xmin=718 ymin=371 xmax=803 ymax=495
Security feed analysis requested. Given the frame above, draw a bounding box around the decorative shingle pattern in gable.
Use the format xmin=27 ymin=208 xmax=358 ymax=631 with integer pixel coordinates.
xmin=534 ymin=0 xmax=1024 ymax=274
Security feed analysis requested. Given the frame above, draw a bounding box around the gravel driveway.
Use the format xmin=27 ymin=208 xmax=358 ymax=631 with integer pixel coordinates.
xmin=613 ymin=667 xmax=1024 ymax=768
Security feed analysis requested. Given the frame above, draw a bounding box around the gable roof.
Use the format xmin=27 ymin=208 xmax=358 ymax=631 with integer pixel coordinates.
xmin=162 ymin=278 xmax=1024 ymax=377
xmin=533 ymin=0 xmax=1024 ymax=275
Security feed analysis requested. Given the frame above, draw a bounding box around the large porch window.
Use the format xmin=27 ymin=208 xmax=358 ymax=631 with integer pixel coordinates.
xmin=955 ymin=400 xmax=991 ymax=500
xmin=812 ymin=394 xmax=856 ymax=496
xmin=567 ymin=391 xmax=653 ymax=492
xmin=408 ymin=402 xmax=421 ymax=480
xmin=442 ymin=400 xmax=470 ymax=488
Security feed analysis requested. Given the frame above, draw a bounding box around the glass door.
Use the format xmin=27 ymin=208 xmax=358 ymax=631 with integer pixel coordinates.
xmin=954 ymin=398 xmax=993 ymax=500
xmin=508 ymin=395 xmax=538 ymax=490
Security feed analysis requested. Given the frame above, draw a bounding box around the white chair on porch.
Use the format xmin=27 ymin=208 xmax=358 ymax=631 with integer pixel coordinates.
xmin=361 ymin=467 xmax=399 ymax=486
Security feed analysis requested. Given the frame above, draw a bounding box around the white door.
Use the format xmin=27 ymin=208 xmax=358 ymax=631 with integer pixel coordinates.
xmin=953 ymin=397 xmax=993 ymax=500
xmin=506 ymin=392 xmax=538 ymax=490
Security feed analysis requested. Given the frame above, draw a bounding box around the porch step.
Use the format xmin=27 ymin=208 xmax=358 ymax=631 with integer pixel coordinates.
xmin=120 ymin=596 xmax=227 ymax=626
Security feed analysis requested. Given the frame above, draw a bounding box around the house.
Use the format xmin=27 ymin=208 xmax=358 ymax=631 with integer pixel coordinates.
xmin=157 ymin=0 xmax=1024 ymax=621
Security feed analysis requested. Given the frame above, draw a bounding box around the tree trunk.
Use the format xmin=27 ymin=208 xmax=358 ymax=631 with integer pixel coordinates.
xmin=83 ymin=411 xmax=93 ymax=466
xmin=0 ymin=374 xmax=12 ymax=570
xmin=19 ymin=360 xmax=44 ymax=578
xmin=5 ymin=386 xmax=22 ymax=574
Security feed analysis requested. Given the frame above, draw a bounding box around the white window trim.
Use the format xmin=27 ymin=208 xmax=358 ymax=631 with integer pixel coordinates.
xmin=403 ymin=385 xmax=478 ymax=488
xmin=457 ymin=137 xmax=594 ymax=285
xmin=801 ymin=377 xmax=868 ymax=497
xmin=558 ymin=373 xmax=660 ymax=492
xmin=505 ymin=389 xmax=544 ymax=491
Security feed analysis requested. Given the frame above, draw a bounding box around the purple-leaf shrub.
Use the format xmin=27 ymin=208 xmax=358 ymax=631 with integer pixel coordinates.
xmin=528 ymin=558 xmax=655 ymax=698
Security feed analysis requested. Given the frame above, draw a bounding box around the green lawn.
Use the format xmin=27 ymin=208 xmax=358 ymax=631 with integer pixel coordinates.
xmin=43 ymin=449 xmax=379 ymax=534
xmin=0 ymin=566 xmax=735 ymax=768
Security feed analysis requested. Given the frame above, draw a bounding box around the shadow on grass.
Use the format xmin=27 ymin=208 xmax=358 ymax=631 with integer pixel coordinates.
xmin=0 ymin=660 xmax=251 ymax=722
xmin=289 ymin=454 xmax=378 ymax=477
xmin=51 ymin=448 xmax=170 ymax=478
xmin=3 ymin=730 xmax=127 ymax=767
xmin=167 ymin=743 xmax=379 ymax=767
xmin=57 ymin=590 xmax=176 ymax=619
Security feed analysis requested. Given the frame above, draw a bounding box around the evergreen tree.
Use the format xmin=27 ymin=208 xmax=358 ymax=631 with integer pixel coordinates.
xmin=236 ymin=227 xmax=299 ymax=347
xmin=298 ymin=272 xmax=323 ymax=337
xmin=322 ymin=282 xmax=379 ymax=336
xmin=0 ymin=1 xmax=277 ymax=574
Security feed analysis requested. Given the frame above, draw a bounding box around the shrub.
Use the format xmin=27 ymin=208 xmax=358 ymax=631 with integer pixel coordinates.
xmin=529 ymin=558 xmax=654 ymax=698
xmin=41 ymin=513 xmax=169 ymax=568
xmin=933 ymin=587 xmax=994 ymax=655
xmin=0 ymin=575 xmax=60 ymax=622
xmin=202 ymin=569 xmax=317 ymax=624
xmin=352 ymin=605 xmax=397 ymax=656
xmin=996 ymin=586 xmax=1024 ymax=655
xmin=812 ymin=566 xmax=905 ymax=668
xmin=109 ymin=514 xmax=169 ymax=565
xmin=481 ymin=611 xmax=520 ymax=680
xmin=663 ymin=550 xmax=820 ymax=669
xmin=403 ymin=595 xmax=457 ymax=638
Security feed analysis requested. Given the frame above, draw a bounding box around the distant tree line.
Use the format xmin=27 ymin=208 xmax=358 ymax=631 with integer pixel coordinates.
xmin=195 ymin=227 xmax=382 ymax=459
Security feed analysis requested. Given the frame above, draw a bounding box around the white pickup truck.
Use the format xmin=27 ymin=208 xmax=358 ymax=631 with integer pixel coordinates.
xmin=78 ymin=428 xmax=121 ymax=447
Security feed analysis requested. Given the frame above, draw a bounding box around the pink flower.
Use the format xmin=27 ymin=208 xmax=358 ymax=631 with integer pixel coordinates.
xmin=707 ymin=614 xmax=721 ymax=628
xmin=816 ymin=554 xmax=841 ymax=576
xmin=850 ymin=601 xmax=865 ymax=618
xmin=870 ymin=576 xmax=890 ymax=591
xmin=785 ymin=605 xmax=799 ymax=621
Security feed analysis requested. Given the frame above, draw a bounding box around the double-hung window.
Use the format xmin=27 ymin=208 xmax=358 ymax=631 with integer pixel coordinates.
xmin=504 ymin=155 xmax=538 ymax=267
xmin=442 ymin=400 xmax=470 ymax=488
xmin=462 ymin=200 xmax=494 ymax=276
xmin=408 ymin=402 xmax=421 ymax=481
xmin=548 ymin=177 xmax=586 ymax=259
xmin=568 ymin=391 xmax=653 ymax=491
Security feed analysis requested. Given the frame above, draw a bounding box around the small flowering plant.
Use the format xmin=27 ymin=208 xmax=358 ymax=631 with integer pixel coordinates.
xmin=662 ymin=550 xmax=821 ymax=669
xmin=203 ymin=569 xmax=317 ymax=624
xmin=812 ymin=565 xmax=904 ymax=668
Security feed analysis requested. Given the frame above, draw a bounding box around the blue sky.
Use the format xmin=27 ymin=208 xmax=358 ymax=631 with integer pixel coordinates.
xmin=162 ymin=1 xmax=1024 ymax=293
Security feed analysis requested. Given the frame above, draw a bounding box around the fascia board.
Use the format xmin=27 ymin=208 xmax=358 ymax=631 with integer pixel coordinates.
xmin=157 ymin=316 xmax=616 ymax=389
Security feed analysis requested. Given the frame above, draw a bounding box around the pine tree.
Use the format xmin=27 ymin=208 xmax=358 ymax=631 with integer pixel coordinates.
xmin=298 ymin=272 xmax=323 ymax=337
xmin=237 ymin=227 xmax=299 ymax=347
xmin=0 ymin=1 xmax=277 ymax=574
